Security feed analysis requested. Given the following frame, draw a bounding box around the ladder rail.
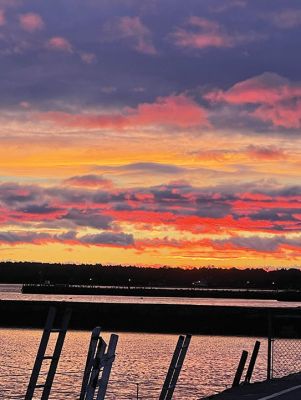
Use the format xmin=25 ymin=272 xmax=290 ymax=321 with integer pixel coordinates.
xmin=24 ymin=307 xmax=57 ymax=400
xmin=85 ymin=338 xmax=107 ymax=400
xmin=24 ymin=307 xmax=72 ymax=400
xmin=41 ymin=308 xmax=72 ymax=400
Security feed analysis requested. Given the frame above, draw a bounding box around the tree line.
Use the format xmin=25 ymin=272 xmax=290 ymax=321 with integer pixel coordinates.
xmin=1 ymin=261 xmax=301 ymax=289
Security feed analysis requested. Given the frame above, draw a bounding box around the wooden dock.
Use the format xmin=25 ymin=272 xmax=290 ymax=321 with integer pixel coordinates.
xmin=204 ymin=373 xmax=301 ymax=400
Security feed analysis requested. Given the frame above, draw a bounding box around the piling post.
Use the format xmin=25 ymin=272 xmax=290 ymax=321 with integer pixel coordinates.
xmin=245 ymin=341 xmax=261 ymax=383
xmin=232 ymin=350 xmax=248 ymax=387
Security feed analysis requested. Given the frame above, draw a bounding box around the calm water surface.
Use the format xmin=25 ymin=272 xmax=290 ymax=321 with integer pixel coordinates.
xmin=0 ymin=329 xmax=269 ymax=400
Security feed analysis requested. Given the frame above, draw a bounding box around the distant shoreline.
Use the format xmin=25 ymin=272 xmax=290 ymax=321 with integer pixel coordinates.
xmin=21 ymin=283 xmax=301 ymax=301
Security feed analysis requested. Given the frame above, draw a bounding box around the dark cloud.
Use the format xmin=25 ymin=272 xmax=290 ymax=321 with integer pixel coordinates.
xmin=80 ymin=232 xmax=134 ymax=246
xmin=62 ymin=209 xmax=113 ymax=229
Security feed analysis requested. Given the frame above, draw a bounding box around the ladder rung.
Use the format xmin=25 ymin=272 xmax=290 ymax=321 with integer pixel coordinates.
xmin=43 ymin=356 xmax=54 ymax=360
xmin=35 ymin=384 xmax=46 ymax=388
xmin=50 ymin=328 xmax=64 ymax=333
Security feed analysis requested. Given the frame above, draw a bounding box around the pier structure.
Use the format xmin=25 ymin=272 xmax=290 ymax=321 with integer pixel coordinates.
xmin=204 ymin=372 xmax=301 ymax=399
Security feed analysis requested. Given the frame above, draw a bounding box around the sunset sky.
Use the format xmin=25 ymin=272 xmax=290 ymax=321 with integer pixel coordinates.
xmin=1 ymin=0 xmax=301 ymax=267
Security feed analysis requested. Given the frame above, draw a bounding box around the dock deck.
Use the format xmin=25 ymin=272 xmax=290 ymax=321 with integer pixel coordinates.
xmin=204 ymin=373 xmax=301 ymax=399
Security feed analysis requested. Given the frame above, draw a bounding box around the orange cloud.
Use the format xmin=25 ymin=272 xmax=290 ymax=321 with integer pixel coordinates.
xmin=19 ymin=13 xmax=44 ymax=32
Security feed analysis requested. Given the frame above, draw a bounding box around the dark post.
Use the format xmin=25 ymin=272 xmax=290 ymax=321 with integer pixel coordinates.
xmin=267 ymin=313 xmax=273 ymax=380
xmin=245 ymin=341 xmax=261 ymax=383
xmin=232 ymin=350 xmax=248 ymax=387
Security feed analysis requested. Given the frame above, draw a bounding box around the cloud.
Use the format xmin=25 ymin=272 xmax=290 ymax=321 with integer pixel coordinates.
xmin=47 ymin=36 xmax=73 ymax=53
xmin=0 ymin=9 xmax=5 ymax=26
xmin=170 ymin=16 xmax=260 ymax=50
xmin=0 ymin=231 xmax=52 ymax=244
xmin=65 ymin=175 xmax=113 ymax=188
xmin=171 ymin=17 xmax=233 ymax=49
xmin=211 ymin=0 xmax=246 ymax=13
xmin=103 ymin=16 xmax=157 ymax=55
xmin=0 ymin=229 xmax=134 ymax=247
xmin=62 ymin=208 xmax=113 ymax=229
xmin=214 ymin=235 xmax=301 ymax=253
xmin=120 ymin=162 xmax=186 ymax=174
xmin=205 ymin=72 xmax=301 ymax=128
xmin=19 ymin=13 xmax=44 ymax=32
xmin=246 ymin=145 xmax=286 ymax=160
xmin=269 ymin=9 xmax=301 ymax=29
xmin=81 ymin=232 xmax=134 ymax=246
xmin=38 ymin=94 xmax=209 ymax=130
xmin=79 ymin=52 xmax=96 ymax=64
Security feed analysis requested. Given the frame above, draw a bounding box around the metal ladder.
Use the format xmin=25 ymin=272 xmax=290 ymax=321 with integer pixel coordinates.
xmin=159 ymin=334 xmax=191 ymax=400
xmin=25 ymin=306 xmax=72 ymax=400
xmin=80 ymin=327 xmax=119 ymax=400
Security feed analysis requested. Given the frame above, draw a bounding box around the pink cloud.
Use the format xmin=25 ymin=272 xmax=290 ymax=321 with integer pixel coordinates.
xmin=211 ymin=0 xmax=246 ymax=13
xmin=270 ymin=9 xmax=301 ymax=29
xmin=254 ymin=101 xmax=301 ymax=129
xmin=172 ymin=16 xmax=233 ymax=49
xmin=64 ymin=175 xmax=113 ymax=189
xmin=0 ymin=9 xmax=5 ymax=26
xmin=246 ymin=145 xmax=286 ymax=160
xmin=80 ymin=52 xmax=96 ymax=64
xmin=103 ymin=16 xmax=156 ymax=55
xmin=47 ymin=36 xmax=73 ymax=53
xmin=19 ymin=13 xmax=44 ymax=32
xmin=38 ymin=94 xmax=209 ymax=129
xmin=205 ymin=72 xmax=301 ymax=128
xmin=205 ymin=73 xmax=301 ymax=104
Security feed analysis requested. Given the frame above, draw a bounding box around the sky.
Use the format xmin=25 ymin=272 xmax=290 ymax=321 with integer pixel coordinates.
xmin=0 ymin=0 xmax=301 ymax=268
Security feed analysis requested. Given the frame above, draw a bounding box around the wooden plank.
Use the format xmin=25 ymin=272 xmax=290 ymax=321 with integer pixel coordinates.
xmin=165 ymin=334 xmax=191 ymax=400
xmin=96 ymin=334 xmax=119 ymax=400
xmin=80 ymin=327 xmax=102 ymax=400
xmin=159 ymin=335 xmax=184 ymax=400
xmin=232 ymin=350 xmax=248 ymax=387
xmin=85 ymin=338 xmax=107 ymax=400
xmin=245 ymin=341 xmax=261 ymax=384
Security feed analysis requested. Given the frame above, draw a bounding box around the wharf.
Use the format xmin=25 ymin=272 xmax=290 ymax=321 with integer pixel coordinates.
xmin=204 ymin=373 xmax=301 ymax=399
xmin=0 ymin=299 xmax=301 ymax=335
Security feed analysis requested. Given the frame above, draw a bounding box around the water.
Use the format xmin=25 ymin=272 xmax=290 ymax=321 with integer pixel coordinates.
xmin=0 ymin=329 xmax=269 ymax=399
xmin=0 ymin=284 xmax=300 ymax=399
xmin=1 ymin=284 xmax=301 ymax=308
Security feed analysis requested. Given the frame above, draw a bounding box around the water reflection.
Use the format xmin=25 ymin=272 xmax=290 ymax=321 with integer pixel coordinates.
xmin=0 ymin=329 xmax=268 ymax=399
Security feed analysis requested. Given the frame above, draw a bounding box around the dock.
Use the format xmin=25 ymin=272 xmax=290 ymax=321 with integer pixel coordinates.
xmin=1 ymin=299 xmax=301 ymax=335
xmin=204 ymin=373 xmax=301 ymax=399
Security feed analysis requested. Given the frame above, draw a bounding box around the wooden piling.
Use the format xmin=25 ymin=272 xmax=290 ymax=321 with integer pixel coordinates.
xmin=245 ymin=340 xmax=261 ymax=384
xmin=232 ymin=350 xmax=248 ymax=387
